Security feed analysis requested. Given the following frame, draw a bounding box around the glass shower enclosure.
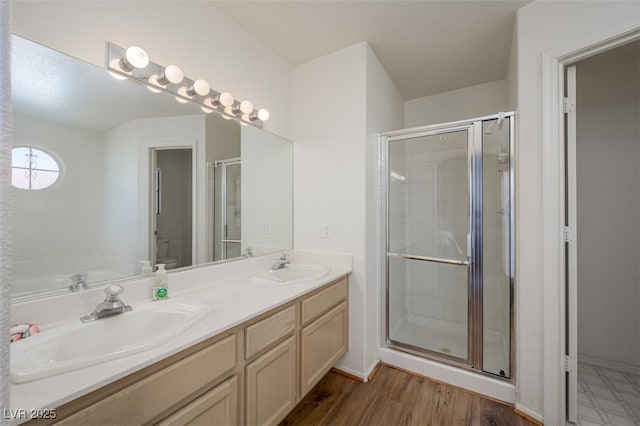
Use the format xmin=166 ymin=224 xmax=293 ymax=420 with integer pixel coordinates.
xmin=382 ymin=112 xmax=514 ymax=378
xmin=212 ymin=158 xmax=242 ymax=261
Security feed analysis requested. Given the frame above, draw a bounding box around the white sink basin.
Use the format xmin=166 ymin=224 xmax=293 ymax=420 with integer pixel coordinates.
xmin=252 ymin=264 xmax=331 ymax=285
xmin=11 ymin=299 xmax=210 ymax=383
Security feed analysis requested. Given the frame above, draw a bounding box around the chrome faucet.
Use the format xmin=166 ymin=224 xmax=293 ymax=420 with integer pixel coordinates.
xmin=69 ymin=272 xmax=88 ymax=292
xmin=81 ymin=284 xmax=132 ymax=323
xmin=270 ymin=253 xmax=291 ymax=271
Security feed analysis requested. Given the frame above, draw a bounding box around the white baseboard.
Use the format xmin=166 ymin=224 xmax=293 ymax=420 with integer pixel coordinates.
xmin=363 ymin=358 xmax=381 ymax=382
xmin=333 ymin=363 xmax=365 ymax=380
xmin=379 ymin=348 xmax=515 ymax=404
xmin=579 ymin=353 xmax=640 ymax=375
xmin=514 ymin=402 xmax=543 ymax=424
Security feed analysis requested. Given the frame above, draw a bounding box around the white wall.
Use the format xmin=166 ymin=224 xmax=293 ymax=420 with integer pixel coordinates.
xmin=293 ymin=43 xmax=368 ymax=377
xmin=13 ymin=114 xmax=104 ymax=278
xmin=365 ymin=46 xmax=405 ymax=373
xmin=293 ymin=42 xmax=403 ymax=378
xmin=11 ymin=1 xmax=292 ymax=139
xmin=103 ymin=120 xmax=139 ymax=274
xmin=206 ymin=116 xmax=241 ymax=164
xmin=576 ymin=42 xmax=640 ymax=372
xmin=241 ymin=126 xmax=293 ymax=255
xmin=506 ymin=29 xmax=517 ymax=111
xmin=404 ymin=80 xmax=506 ymax=128
xmin=515 ymin=1 xmax=640 ymax=419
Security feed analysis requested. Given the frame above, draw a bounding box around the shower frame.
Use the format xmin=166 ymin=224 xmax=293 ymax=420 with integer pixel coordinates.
xmin=380 ymin=112 xmax=515 ymax=380
xmin=212 ymin=157 xmax=242 ymax=260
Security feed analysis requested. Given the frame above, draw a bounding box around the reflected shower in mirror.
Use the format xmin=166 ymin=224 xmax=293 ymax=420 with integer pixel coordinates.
xmin=11 ymin=34 xmax=293 ymax=300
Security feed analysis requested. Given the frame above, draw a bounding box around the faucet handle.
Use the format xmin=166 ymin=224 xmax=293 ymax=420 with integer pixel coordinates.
xmin=280 ymin=252 xmax=291 ymax=263
xmin=104 ymin=284 xmax=125 ymax=301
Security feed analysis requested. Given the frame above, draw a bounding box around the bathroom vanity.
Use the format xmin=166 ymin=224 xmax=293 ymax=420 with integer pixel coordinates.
xmin=11 ymin=252 xmax=351 ymax=426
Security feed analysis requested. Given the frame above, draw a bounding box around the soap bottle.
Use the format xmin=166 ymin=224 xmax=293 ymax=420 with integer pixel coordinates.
xmin=139 ymin=260 xmax=153 ymax=276
xmin=153 ymin=264 xmax=169 ymax=301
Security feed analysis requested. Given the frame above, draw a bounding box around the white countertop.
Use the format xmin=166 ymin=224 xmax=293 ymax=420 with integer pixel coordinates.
xmin=9 ymin=250 xmax=352 ymax=423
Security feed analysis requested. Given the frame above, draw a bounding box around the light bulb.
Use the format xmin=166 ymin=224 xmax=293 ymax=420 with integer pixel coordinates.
xmin=158 ymin=65 xmax=184 ymax=85
xmin=149 ymin=65 xmax=184 ymax=91
xmin=149 ymin=65 xmax=184 ymax=87
xmin=212 ymin=91 xmax=235 ymax=107
xmin=240 ymin=100 xmax=254 ymax=114
xmin=120 ymin=46 xmax=149 ymax=71
xmin=249 ymin=107 xmax=271 ymax=122
xmin=186 ymin=79 xmax=210 ymax=97
xmin=257 ymin=108 xmax=270 ymax=121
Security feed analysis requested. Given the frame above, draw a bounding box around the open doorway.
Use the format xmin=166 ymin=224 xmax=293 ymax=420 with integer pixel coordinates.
xmin=151 ymin=147 xmax=194 ymax=270
xmin=565 ymin=41 xmax=640 ymax=425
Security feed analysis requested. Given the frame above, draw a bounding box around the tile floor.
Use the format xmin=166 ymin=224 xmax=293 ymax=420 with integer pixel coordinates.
xmin=578 ymin=362 xmax=640 ymax=425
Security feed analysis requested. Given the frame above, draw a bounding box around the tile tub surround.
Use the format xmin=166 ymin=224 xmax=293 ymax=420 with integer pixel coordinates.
xmin=9 ymin=250 xmax=352 ymax=421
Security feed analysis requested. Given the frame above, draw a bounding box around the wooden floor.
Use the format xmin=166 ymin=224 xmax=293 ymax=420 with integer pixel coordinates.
xmin=281 ymin=365 xmax=536 ymax=426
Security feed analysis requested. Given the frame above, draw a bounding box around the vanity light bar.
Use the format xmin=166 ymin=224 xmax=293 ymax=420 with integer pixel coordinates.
xmin=106 ymin=42 xmax=270 ymax=127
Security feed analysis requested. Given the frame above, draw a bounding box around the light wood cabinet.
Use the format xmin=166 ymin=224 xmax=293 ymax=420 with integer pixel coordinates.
xmin=159 ymin=375 xmax=239 ymax=426
xmin=245 ymin=305 xmax=295 ymax=359
xmin=246 ymin=336 xmax=297 ymax=426
xmin=47 ymin=275 xmax=349 ymax=426
xmin=57 ymin=334 xmax=237 ymax=426
xmin=300 ymin=301 xmax=349 ymax=395
xmin=301 ymin=278 xmax=348 ymax=325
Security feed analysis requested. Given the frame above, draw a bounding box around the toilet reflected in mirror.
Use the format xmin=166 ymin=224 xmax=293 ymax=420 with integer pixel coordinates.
xmin=155 ymin=239 xmax=178 ymax=270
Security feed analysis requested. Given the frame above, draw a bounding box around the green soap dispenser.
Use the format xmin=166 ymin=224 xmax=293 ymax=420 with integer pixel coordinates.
xmin=153 ymin=264 xmax=169 ymax=301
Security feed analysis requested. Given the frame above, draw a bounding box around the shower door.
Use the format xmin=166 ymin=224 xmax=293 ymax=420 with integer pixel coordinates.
xmin=384 ymin=113 xmax=513 ymax=376
xmin=212 ymin=158 xmax=241 ymax=261
xmin=386 ymin=125 xmax=475 ymax=365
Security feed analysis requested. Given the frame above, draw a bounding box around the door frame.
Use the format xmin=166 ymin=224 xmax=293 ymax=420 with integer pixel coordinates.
xmin=142 ymin=140 xmax=198 ymax=268
xmin=541 ymin=17 xmax=640 ymax=426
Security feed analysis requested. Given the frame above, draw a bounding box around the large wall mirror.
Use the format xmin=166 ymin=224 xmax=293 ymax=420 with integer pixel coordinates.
xmin=11 ymin=34 xmax=293 ymax=300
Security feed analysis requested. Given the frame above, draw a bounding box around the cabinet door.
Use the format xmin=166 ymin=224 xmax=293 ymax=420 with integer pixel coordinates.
xmin=245 ymin=336 xmax=297 ymax=426
xmin=159 ymin=376 xmax=239 ymax=426
xmin=300 ymin=302 xmax=348 ymax=395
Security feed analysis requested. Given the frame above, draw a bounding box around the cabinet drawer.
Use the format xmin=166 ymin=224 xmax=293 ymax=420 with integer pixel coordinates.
xmin=159 ymin=375 xmax=239 ymax=426
xmin=245 ymin=305 xmax=295 ymax=359
xmin=301 ymin=278 xmax=347 ymax=325
xmin=59 ymin=334 xmax=237 ymax=425
xmin=301 ymin=302 xmax=348 ymax=395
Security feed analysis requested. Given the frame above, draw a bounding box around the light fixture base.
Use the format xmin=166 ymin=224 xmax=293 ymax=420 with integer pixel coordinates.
xmin=106 ymin=42 xmax=267 ymax=128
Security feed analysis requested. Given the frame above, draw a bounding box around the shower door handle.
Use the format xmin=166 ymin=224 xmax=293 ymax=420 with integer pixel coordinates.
xmin=387 ymin=252 xmax=470 ymax=266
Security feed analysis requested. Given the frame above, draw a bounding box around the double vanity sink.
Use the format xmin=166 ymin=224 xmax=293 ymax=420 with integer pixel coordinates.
xmin=10 ymin=252 xmax=350 ymax=425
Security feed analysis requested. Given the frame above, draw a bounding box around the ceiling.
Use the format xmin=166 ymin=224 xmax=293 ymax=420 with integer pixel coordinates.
xmin=214 ymin=0 xmax=530 ymax=100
